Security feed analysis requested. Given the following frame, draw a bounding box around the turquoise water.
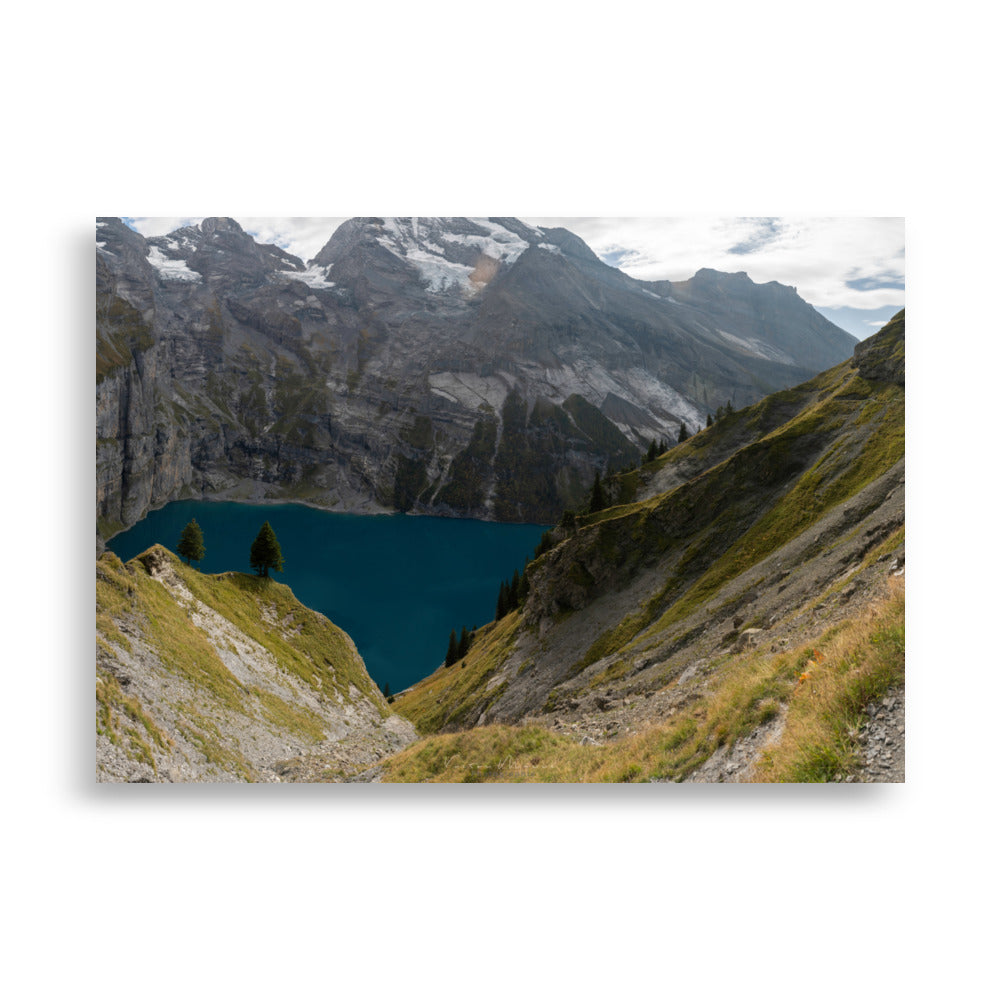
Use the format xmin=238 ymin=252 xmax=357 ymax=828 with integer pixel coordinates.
xmin=106 ymin=501 xmax=548 ymax=695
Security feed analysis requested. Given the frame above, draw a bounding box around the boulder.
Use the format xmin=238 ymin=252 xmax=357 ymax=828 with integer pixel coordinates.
xmin=734 ymin=628 xmax=764 ymax=652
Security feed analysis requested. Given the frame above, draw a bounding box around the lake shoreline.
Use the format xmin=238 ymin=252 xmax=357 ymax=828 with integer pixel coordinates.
xmin=102 ymin=487 xmax=551 ymax=547
xmin=105 ymin=499 xmax=550 ymax=694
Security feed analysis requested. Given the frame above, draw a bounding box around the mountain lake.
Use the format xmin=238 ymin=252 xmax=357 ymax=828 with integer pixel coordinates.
xmin=106 ymin=501 xmax=550 ymax=695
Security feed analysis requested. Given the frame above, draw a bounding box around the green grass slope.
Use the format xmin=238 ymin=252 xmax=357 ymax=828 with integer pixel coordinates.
xmin=390 ymin=313 xmax=904 ymax=780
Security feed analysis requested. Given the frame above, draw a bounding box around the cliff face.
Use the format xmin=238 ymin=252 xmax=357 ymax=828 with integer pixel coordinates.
xmin=392 ymin=314 xmax=905 ymax=769
xmin=95 ymin=217 xmax=857 ymax=540
xmin=96 ymin=545 xmax=416 ymax=782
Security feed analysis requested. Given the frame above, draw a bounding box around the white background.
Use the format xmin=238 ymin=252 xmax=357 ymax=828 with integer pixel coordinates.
xmin=3 ymin=2 xmax=994 ymax=997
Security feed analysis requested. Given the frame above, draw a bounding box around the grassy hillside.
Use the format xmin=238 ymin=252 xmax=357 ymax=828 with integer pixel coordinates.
xmin=388 ymin=313 xmax=905 ymax=781
xmin=383 ymin=579 xmax=903 ymax=782
xmin=96 ymin=545 xmax=413 ymax=782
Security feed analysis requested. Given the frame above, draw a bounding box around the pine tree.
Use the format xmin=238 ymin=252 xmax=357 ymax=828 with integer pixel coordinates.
xmin=382 ymin=681 xmax=391 ymax=699
xmin=446 ymin=629 xmax=459 ymax=666
xmin=517 ymin=569 xmax=530 ymax=604
xmin=510 ymin=569 xmax=521 ymax=608
xmin=706 ymin=412 xmax=714 ymax=428
xmin=678 ymin=422 xmax=689 ymax=443
xmin=177 ymin=519 xmax=205 ymax=566
xmin=645 ymin=439 xmax=657 ymax=463
xmin=249 ymin=521 xmax=284 ymax=578
xmin=588 ymin=470 xmax=607 ymax=514
xmin=496 ymin=581 xmax=509 ymax=620
xmin=458 ymin=626 xmax=471 ymax=658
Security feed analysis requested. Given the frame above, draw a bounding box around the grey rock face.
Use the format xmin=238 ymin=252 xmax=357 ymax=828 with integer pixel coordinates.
xmin=853 ymin=310 xmax=904 ymax=386
xmin=95 ymin=216 xmax=857 ymax=540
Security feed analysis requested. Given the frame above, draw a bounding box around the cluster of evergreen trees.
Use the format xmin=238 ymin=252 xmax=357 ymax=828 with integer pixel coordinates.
xmin=175 ymin=518 xmax=284 ymax=578
xmin=581 ymin=406 xmax=741 ymax=519
xmin=707 ymin=400 xmax=735 ymax=425
xmin=444 ymin=625 xmax=474 ymax=667
xmin=441 ymin=561 xmax=533 ymax=669
xmin=530 ymin=414 xmax=717 ymax=563
xmin=496 ymin=566 xmax=529 ymax=619
xmin=642 ymin=423 xmax=690 ymax=464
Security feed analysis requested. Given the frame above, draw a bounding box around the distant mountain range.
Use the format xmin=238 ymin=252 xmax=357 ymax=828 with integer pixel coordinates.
xmin=96 ymin=216 xmax=857 ymax=539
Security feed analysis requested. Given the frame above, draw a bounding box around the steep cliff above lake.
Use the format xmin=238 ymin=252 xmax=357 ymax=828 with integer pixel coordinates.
xmin=96 ymin=217 xmax=856 ymax=542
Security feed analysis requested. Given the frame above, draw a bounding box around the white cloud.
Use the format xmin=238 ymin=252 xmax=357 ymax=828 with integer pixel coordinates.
xmin=126 ymin=217 xmax=202 ymax=238
xmin=232 ymin=217 xmax=347 ymax=263
xmin=522 ymin=216 xmax=905 ymax=312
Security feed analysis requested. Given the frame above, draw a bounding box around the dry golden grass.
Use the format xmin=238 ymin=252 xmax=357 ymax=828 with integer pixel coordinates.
xmin=380 ymin=581 xmax=905 ymax=783
xmin=752 ymin=577 xmax=904 ymax=782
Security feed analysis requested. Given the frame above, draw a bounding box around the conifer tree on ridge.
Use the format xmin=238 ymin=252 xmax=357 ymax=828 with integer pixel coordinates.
xmin=177 ymin=519 xmax=205 ymax=566
xmin=250 ymin=521 xmax=284 ymax=578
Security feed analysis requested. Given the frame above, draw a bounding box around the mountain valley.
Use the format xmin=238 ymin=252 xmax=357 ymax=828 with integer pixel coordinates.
xmin=96 ymin=303 xmax=904 ymax=782
xmin=94 ymin=217 xmax=902 ymax=783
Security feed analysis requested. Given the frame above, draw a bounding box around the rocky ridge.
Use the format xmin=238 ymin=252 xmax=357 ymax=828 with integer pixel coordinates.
xmin=96 ymin=545 xmax=417 ymax=782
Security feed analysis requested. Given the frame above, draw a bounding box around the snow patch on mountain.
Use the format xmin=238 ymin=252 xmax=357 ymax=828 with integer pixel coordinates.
xmin=404 ymin=249 xmax=475 ymax=293
xmin=373 ymin=217 xmax=537 ymax=294
xmin=287 ymin=264 xmax=337 ymax=289
xmin=160 ymin=234 xmax=201 ymax=256
xmin=146 ymin=245 xmax=201 ymax=283
xmin=439 ymin=219 xmax=530 ymax=264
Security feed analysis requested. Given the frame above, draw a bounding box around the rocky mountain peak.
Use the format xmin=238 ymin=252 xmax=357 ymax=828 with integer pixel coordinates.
xmin=133 ymin=217 xmax=305 ymax=287
xmin=200 ymin=216 xmax=245 ymax=235
xmin=690 ymin=267 xmax=752 ymax=285
xmin=312 ymin=216 xmax=550 ymax=298
xmin=401 ymin=216 xmax=537 ymax=272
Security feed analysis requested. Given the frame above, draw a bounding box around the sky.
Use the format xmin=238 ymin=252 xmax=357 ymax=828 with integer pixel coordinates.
xmin=125 ymin=216 xmax=904 ymax=341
